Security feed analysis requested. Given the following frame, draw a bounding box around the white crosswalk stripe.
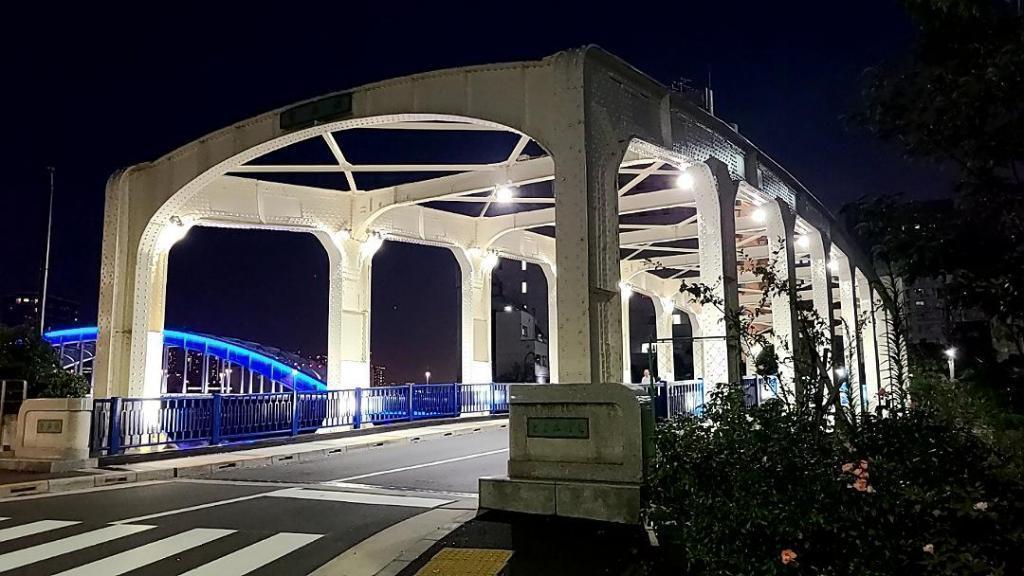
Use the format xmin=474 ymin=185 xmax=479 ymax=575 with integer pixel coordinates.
xmin=0 ymin=520 xmax=78 ymax=543
xmin=0 ymin=519 xmax=328 ymax=575
xmin=53 ymin=527 xmax=235 ymax=575
xmin=0 ymin=520 xmax=327 ymax=575
xmin=0 ymin=524 xmax=154 ymax=572
xmin=178 ymin=532 xmax=323 ymax=576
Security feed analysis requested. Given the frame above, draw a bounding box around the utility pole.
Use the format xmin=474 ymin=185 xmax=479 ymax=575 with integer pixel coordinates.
xmin=39 ymin=167 xmax=56 ymax=336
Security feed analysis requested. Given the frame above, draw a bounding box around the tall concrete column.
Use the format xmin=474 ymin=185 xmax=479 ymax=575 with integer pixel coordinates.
xmin=806 ymin=228 xmax=838 ymax=381
xmin=453 ymin=248 xmax=495 ymax=383
xmin=140 ymin=250 xmax=170 ymax=398
xmin=323 ymin=235 xmax=374 ymax=389
xmin=539 ymin=263 xmax=559 ymax=383
xmin=764 ymin=199 xmax=800 ymax=392
xmin=836 ymin=252 xmax=864 ymax=407
xmin=873 ymin=285 xmax=895 ymax=394
xmin=693 ymin=158 xmax=742 ymax=387
xmin=856 ymin=269 xmax=880 ymax=410
xmin=550 ymin=118 xmax=625 ymax=385
xmin=621 ymin=288 xmax=632 ymax=384
xmin=653 ymin=297 xmax=676 ymax=381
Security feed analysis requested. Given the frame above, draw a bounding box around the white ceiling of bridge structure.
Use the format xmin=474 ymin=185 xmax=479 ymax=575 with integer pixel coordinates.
xmin=222 ymin=118 xmax=831 ymax=328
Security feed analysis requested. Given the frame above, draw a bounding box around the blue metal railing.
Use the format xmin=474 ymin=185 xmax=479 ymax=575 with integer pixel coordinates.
xmin=92 ymin=383 xmax=510 ymax=456
xmin=663 ymin=379 xmax=705 ymax=418
xmin=742 ymin=375 xmax=781 ymax=407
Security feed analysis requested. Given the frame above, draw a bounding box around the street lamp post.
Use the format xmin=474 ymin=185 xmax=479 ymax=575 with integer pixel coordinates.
xmin=425 ymin=371 xmax=431 ymax=385
xmin=944 ymin=347 xmax=956 ymax=380
xmin=39 ymin=167 xmax=56 ymax=336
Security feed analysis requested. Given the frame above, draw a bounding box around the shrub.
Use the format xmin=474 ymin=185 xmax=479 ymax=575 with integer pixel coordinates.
xmin=647 ymin=386 xmax=1024 ymax=575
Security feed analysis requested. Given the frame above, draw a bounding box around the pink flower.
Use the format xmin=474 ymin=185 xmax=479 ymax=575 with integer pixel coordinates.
xmin=781 ymin=549 xmax=798 ymax=565
xmin=852 ymin=478 xmax=870 ymax=492
xmin=841 ymin=462 xmax=856 ymax=473
xmin=922 ymin=543 xmax=934 ymax=554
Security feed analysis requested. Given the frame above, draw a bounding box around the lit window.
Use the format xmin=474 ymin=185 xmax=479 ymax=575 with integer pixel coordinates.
xmin=641 ymin=343 xmax=651 ymax=353
xmin=521 ymin=281 xmax=527 ymax=294
xmin=915 ymin=300 xmax=925 ymax=306
xmin=672 ymin=313 xmax=682 ymax=325
xmin=521 ymin=326 xmax=529 ymax=338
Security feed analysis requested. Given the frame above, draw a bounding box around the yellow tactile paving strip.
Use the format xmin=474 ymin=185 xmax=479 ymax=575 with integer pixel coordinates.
xmin=414 ymin=547 xmax=513 ymax=575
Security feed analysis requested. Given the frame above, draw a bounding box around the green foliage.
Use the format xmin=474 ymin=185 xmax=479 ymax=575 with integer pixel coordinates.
xmin=0 ymin=326 xmax=89 ymax=398
xmin=647 ymin=387 xmax=1024 ymax=575
xmin=755 ymin=344 xmax=780 ymax=378
xmin=854 ymin=0 xmax=1024 ymax=360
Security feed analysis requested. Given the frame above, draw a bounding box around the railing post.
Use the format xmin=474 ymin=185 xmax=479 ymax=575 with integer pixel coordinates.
xmin=489 ymin=383 xmax=496 ymax=414
xmin=407 ymin=384 xmax=414 ymax=421
xmin=452 ymin=383 xmax=460 ymax=416
xmin=290 ymin=388 xmax=300 ymax=436
xmin=108 ymin=397 xmax=123 ymax=456
xmin=353 ymin=387 xmax=363 ymax=429
xmin=211 ymin=394 xmax=223 ymax=445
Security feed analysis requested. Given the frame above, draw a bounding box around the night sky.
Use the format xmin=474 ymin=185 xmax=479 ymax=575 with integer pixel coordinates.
xmin=1 ymin=3 xmax=954 ymax=383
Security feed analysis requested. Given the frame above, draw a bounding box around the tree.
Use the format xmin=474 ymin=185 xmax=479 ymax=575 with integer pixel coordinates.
xmin=857 ymin=0 xmax=1024 ymax=358
xmin=0 ymin=326 xmax=89 ymax=398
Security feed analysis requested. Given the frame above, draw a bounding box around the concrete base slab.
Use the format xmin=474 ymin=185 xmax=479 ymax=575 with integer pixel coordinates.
xmin=0 ymin=457 xmax=97 ymax=473
xmin=479 ymin=476 xmax=640 ymax=524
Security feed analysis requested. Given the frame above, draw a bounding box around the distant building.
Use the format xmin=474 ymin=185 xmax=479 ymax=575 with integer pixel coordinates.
xmin=906 ymin=277 xmax=949 ymax=345
xmin=493 ymin=305 xmax=549 ymax=383
xmin=491 ymin=264 xmax=550 ymax=383
xmin=371 ymin=364 xmax=387 ymax=387
xmin=1 ymin=293 xmax=80 ymax=332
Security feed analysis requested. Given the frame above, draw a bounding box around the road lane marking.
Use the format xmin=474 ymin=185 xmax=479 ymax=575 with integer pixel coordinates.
xmin=326 ymin=448 xmax=508 ymax=483
xmin=178 ymin=532 xmax=322 ymax=575
xmin=0 ymin=524 xmax=154 ymax=572
xmin=111 ymin=490 xmax=290 ymax=524
xmin=54 ymin=527 xmax=234 ymax=575
xmin=0 ymin=520 xmax=79 ymax=543
xmin=268 ymin=488 xmax=451 ymax=508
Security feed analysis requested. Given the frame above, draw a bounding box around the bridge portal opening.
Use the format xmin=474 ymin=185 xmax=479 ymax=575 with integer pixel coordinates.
xmin=370 ymin=241 xmax=460 ymax=386
xmin=164 ymin=227 xmax=328 ymax=394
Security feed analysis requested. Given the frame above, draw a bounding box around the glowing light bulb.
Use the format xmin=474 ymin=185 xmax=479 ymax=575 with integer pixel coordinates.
xmin=676 ymin=172 xmax=695 ymax=191
xmin=495 ymin=185 xmax=515 ymax=203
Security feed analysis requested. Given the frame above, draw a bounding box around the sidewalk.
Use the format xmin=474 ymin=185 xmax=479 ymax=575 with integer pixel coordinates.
xmin=394 ymin=510 xmax=657 ymax=576
xmin=0 ymin=417 xmax=508 ymax=498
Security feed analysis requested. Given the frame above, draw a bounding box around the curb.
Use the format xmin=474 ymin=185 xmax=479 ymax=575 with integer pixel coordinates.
xmin=0 ymin=419 xmax=508 ymax=499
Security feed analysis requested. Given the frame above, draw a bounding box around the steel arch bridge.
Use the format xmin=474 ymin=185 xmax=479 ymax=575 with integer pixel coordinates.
xmin=45 ymin=327 xmax=326 ymax=393
xmin=92 ymin=46 xmax=897 ymax=410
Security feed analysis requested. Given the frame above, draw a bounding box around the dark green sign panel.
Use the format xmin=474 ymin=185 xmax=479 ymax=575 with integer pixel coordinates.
xmin=280 ymin=93 xmax=353 ymax=131
xmin=526 ymin=417 xmax=590 ymax=439
xmin=36 ymin=419 xmax=63 ymax=434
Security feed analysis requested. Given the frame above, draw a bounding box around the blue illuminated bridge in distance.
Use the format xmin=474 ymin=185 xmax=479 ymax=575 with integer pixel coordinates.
xmin=44 ymin=327 xmax=327 ymax=393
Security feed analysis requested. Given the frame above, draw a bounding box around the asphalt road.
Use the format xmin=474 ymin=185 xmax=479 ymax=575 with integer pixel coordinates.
xmin=0 ymin=426 xmax=509 ymax=575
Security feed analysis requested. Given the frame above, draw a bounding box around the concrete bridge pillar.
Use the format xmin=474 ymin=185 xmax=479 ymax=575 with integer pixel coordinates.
xmin=693 ymin=158 xmax=742 ymax=388
xmin=652 ymin=297 xmax=676 ymax=381
xmin=836 ymin=252 xmax=864 ymax=407
xmin=539 ymin=263 xmax=559 ymax=383
xmin=806 ymin=228 xmax=839 ymax=383
xmin=323 ymin=235 xmax=374 ymax=389
xmin=764 ymin=199 xmax=800 ymax=393
xmin=453 ymin=248 xmax=494 ymax=383
xmin=856 ymin=269 xmax=880 ymax=410
xmin=620 ymin=287 xmax=632 ymax=384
